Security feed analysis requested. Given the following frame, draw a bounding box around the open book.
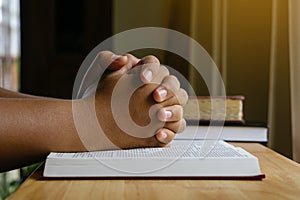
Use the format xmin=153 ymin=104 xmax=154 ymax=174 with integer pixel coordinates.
xmin=43 ymin=140 xmax=265 ymax=179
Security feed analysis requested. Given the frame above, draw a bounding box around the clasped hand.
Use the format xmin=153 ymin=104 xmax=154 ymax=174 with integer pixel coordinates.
xmin=92 ymin=51 xmax=188 ymax=149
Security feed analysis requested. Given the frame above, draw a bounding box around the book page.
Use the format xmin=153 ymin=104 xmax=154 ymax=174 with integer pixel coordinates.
xmin=48 ymin=141 xmax=250 ymax=159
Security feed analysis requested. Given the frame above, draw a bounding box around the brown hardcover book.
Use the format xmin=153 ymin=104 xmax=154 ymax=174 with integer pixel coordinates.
xmin=183 ymin=96 xmax=245 ymax=125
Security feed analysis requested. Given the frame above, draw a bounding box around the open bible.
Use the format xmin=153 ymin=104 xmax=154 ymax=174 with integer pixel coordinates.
xmin=43 ymin=140 xmax=265 ymax=179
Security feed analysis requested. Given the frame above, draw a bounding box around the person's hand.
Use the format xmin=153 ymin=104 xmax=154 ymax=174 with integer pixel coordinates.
xmin=93 ymin=51 xmax=187 ymax=149
xmin=104 ymin=51 xmax=188 ymax=144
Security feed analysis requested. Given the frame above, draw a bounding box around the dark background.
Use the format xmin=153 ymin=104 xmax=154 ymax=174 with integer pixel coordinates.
xmin=20 ymin=0 xmax=112 ymax=98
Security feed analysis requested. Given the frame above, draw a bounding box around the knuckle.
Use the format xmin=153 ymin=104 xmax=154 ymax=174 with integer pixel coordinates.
xmin=170 ymin=119 xmax=186 ymax=133
xmin=178 ymin=105 xmax=184 ymax=118
xmin=97 ymin=50 xmax=111 ymax=59
xmin=159 ymin=65 xmax=170 ymax=76
xmin=124 ymin=53 xmax=136 ymax=60
xmin=143 ymin=55 xmax=160 ymax=64
xmin=123 ymin=53 xmax=132 ymax=59
xmin=168 ymin=75 xmax=179 ymax=82
xmin=179 ymin=119 xmax=187 ymax=133
xmin=97 ymin=51 xmax=105 ymax=58
xmin=163 ymin=75 xmax=180 ymax=90
xmin=178 ymin=89 xmax=188 ymax=105
xmin=164 ymin=120 xmax=184 ymax=133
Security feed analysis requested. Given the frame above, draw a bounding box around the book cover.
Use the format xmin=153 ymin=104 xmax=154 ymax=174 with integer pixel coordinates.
xmin=184 ymin=95 xmax=245 ymax=125
xmin=175 ymin=123 xmax=268 ymax=143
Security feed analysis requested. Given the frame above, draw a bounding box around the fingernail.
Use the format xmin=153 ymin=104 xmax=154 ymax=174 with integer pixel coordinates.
xmin=158 ymin=89 xmax=167 ymax=99
xmin=111 ymin=54 xmax=122 ymax=60
xmin=160 ymin=131 xmax=167 ymax=140
xmin=143 ymin=70 xmax=153 ymax=82
xmin=165 ymin=110 xmax=173 ymax=119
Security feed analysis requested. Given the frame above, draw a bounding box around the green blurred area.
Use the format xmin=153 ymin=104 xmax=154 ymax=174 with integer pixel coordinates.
xmin=0 ymin=163 xmax=40 ymax=199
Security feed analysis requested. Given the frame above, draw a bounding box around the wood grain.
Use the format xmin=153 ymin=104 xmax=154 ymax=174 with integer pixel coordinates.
xmin=10 ymin=143 xmax=300 ymax=200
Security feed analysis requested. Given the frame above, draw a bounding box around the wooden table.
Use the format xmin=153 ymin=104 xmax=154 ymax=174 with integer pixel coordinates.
xmin=10 ymin=143 xmax=300 ymax=200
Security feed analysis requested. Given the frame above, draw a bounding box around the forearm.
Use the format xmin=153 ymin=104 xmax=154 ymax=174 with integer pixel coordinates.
xmin=0 ymin=98 xmax=86 ymax=172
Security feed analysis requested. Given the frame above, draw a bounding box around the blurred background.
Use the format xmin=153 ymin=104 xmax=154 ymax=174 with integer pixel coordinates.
xmin=1 ymin=0 xmax=299 ymax=198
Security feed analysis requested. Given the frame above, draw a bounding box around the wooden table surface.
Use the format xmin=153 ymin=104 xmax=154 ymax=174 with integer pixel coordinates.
xmin=10 ymin=143 xmax=300 ymax=200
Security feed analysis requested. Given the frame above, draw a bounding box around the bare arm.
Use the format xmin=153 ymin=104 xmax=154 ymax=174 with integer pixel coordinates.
xmin=0 ymin=98 xmax=85 ymax=172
